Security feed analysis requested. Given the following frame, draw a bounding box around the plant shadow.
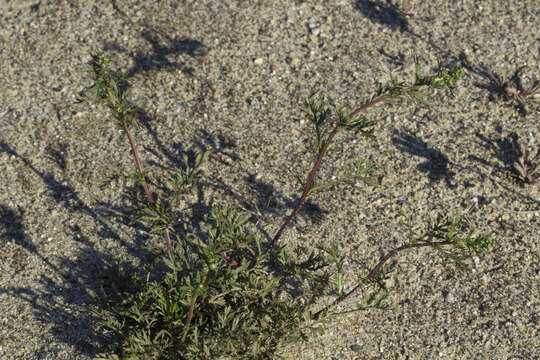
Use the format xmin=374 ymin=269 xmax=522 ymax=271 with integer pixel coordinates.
xmin=469 ymin=129 xmax=522 ymax=174
xmin=143 ymin=123 xmax=328 ymax=243
xmin=392 ymin=129 xmax=456 ymax=188
xmin=0 ymin=141 xmax=158 ymax=358
xmin=192 ymin=129 xmax=328 ymax=236
xmin=103 ymin=22 xmax=206 ymax=79
xmin=354 ymin=0 xmax=458 ymax=67
xmin=46 ymin=141 xmax=69 ymax=171
xmin=457 ymin=52 xmax=538 ymax=116
xmin=0 ymin=141 xmax=125 ymax=245
xmin=354 ymin=0 xmax=410 ymax=32
xmin=0 ymin=204 xmax=57 ymax=272
xmin=143 ymin=128 xmax=240 ymax=175
xmin=244 ymin=174 xmax=328 ymax=224
xmin=468 ymin=129 xmax=540 ymax=206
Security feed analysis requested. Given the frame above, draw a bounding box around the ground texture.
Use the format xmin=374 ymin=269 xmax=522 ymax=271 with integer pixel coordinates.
xmin=0 ymin=0 xmax=538 ymax=359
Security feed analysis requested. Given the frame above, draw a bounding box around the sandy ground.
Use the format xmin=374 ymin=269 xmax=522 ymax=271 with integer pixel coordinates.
xmin=0 ymin=0 xmax=538 ymax=359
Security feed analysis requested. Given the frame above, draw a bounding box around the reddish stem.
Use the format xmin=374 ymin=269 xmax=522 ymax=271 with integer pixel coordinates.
xmin=270 ymin=125 xmax=340 ymax=247
xmin=124 ymin=124 xmax=154 ymax=204
xmin=313 ymin=240 xmax=451 ymax=319
xmin=270 ymin=89 xmax=414 ymax=247
xmin=123 ymin=123 xmax=172 ymax=250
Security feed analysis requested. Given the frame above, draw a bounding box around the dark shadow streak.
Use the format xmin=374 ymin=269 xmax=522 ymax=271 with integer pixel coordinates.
xmin=0 ymin=224 xmax=153 ymax=358
xmin=207 ymin=175 xmax=328 ymax=243
xmin=354 ymin=1 xmax=455 ymax=63
xmin=355 ymin=0 xmax=410 ymax=32
xmin=465 ymin=131 xmax=539 ymax=208
xmin=392 ymin=129 xmax=456 ymax=188
xmin=0 ymin=204 xmax=58 ymax=273
xmin=471 ymin=131 xmax=521 ymax=172
xmin=108 ymin=0 xmax=206 ymax=78
xmin=0 ymin=141 xmax=123 ymax=244
xmin=46 ymin=142 xmax=69 ymax=171
xmin=103 ymin=20 xmax=206 ymax=79
xmin=193 ymin=129 xmax=240 ymax=165
xmin=0 ymin=141 xmax=157 ymax=357
xmin=245 ymin=174 xmax=327 ymax=223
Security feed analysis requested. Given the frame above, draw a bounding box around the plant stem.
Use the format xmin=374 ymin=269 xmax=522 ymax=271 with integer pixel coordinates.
xmin=102 ymin=75 xmax=172 ymax=249
xmin=181 ymin=292 xmax=198 ymax=344
xmin=313 ymin=240 xmax=451 ymax=319
xmin=124 ymin=124 xmax=153 ymax=204
xmin=180 ymin=271 xmax=208 ymax=344
xmin=270 ymin=89 xmax=414 ymax=247
xmin=123 ymin=123 xmax=172 ymax=250
xmin=270 ymin=124 xmax=340 ymax=247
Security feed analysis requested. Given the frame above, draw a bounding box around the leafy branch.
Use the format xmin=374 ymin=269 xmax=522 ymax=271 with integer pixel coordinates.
xmin=79 ymin=52 xmax=172 ymax=249
xmin=314 ymin=215 xmax=493 ymax=319
xmin=271 ymin=60 xmax=464 ymax=247
xmin=166 ymin=150 xmax=211 ymax=202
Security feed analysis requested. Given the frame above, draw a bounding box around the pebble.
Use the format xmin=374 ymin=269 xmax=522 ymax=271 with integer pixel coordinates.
xmin=254 ymin=58 xmax=264 ymax=65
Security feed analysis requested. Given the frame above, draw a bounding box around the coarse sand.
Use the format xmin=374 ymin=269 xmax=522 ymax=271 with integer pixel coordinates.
xmin=0 ymin=1 xmax=538 ymax=359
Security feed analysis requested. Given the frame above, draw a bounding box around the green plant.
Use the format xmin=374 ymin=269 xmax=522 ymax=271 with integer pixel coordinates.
xmin=488 ymin=65 xmax=540 ymax=115
xmin=80 ymin=52 xmax=492 ymax=359
xmin=271 ymin=59 xmax=464 ymax=246
xmin=90 ymin=203 xmax=349 ymax=359
xmin=166 ymin=151 xmax=211 ymax=201
xmin=78 ymin=52 xmax=172 ymax=249
xmin=512 ymin=140 xmax=540 ymax=185
xmin=315 ymin=214 xmax=494 ymax=318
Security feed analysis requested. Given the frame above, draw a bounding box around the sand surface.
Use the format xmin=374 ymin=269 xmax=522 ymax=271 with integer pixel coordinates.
xmin=0 ymin=1 xmax=538 ymax=359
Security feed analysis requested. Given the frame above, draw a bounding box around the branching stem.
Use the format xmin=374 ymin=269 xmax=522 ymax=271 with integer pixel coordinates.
xmin=124 ymin=124 xmax=153 ymax=204
xmin=270 ymin=125 xmax=340 ymax=246
xmin=313 ymin=240 xmax=451 ymax=319
xmin=123 ymin=122 xmax=172 ymax=250
xmin=270 ymin=87 xmax=414 ymax=247
xmin=180 ymin=271 xmax=208 ymax=344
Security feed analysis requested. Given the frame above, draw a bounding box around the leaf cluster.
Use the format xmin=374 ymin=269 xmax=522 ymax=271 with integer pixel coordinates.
xmin=353 ymin=59 xmax=464 ymax=109
xmin=127 ymin=192 xmax=176 ymax=236
xmin=91 ymin=204 xmax=346 ymax=359
xmin=166 ymin=151 xmax=211 ymax=199
xmin=303 ymin=98 xmax=374 ymax=154
xmin=405 ymin=215 xmax=494 ymax=268
xmin=488 ymin=65 xmax=540 ymax=115
xmin=79 ymin=52 xmax=139 ymax=129
xmin=512 ymin=143 xmax=540 ymax=185
xmin=407 ymin=60 xmax=464 ymax=104
xmin=303 ymin=96 xmax=332 ymax=154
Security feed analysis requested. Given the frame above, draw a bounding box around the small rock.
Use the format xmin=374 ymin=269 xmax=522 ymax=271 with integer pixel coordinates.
xmin=254 ymin=58 xmax=264 ymax=65
xmin=291 ymin=57 xmax=300 ymax=66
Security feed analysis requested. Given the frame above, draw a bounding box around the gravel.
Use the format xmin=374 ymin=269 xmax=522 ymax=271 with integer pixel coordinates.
xmin=0 ymin=0 xmax=538 ymax=359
